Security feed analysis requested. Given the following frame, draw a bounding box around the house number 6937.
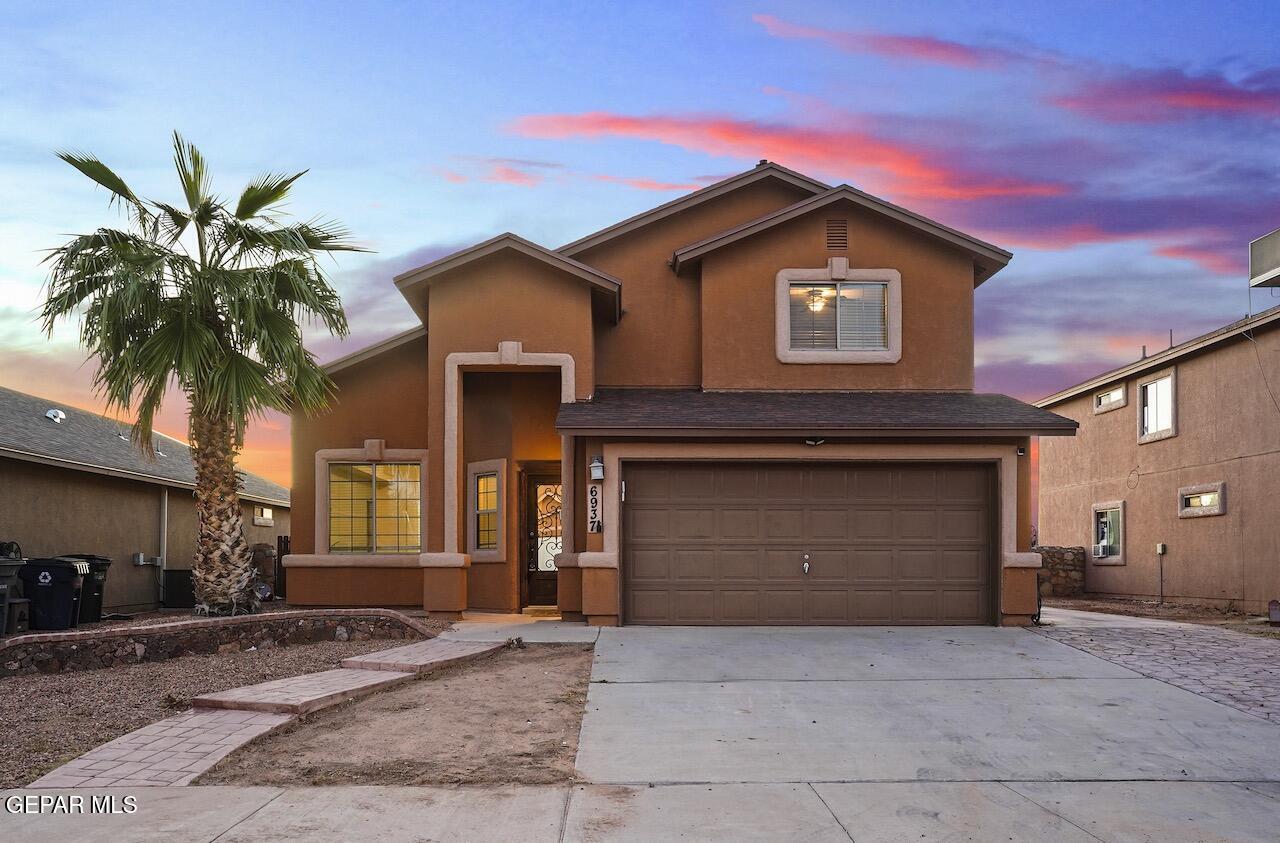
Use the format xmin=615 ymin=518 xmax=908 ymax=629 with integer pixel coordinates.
xmin=587 ymin=483 xmax=603 ymax=533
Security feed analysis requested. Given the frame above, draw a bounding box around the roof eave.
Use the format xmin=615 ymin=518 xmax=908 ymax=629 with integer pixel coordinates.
xmin=322 ymin=326 xmax=428 ymax=376
xmin=553 ymin=425 xmax=1077 ymax=438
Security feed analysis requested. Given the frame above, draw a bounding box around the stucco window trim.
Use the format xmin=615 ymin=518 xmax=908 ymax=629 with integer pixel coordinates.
xmin=314 ymin=439 xmax=428 ymax=558
xmin=1136 ymin=367 xmax=1177 ymax=444
xmin=1091 ymin=500 xmax=1126 ymax=566
xmin=1178 ymin=481 xmax=1226 ymax=518
xmin=252 ymin=505 xmax=275 ymax=528
xmin=466 ymin=458 xmax=508 ymax=563
xmin=1092 ymin=383 xmax=1127 ymax=415
xmin=775 ymin=257 xmax=902 ymax=364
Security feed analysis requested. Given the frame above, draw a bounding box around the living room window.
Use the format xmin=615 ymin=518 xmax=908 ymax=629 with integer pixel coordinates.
xmin=1138 ymin=370 xmax=1176 ymax=442
xmin=466 ymin=458 xmax=507 ymax=561
xmin=1091 ymin=501 xmax=1125 ymax=564
xmin=328 ymin=462 xmax=422 ymax=553
xmin=1093 ymin=384 xmax=1126 ymax=414
xmin=775 ymin=259 xmax=901 ymax=364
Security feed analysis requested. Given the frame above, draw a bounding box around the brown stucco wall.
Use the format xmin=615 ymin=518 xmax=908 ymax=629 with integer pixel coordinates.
xmin=578 ymin=178 xmax=817 ymax=388
xmin=698 ymin=199 xmax=976 ymax=391
xmin=0 ymin=456 xmax=290 ymax=613
xmin=461 ymin=371 xmax=561 ymax=611
xmin=1038 ymin=327 xmax=1280 ymax=611
xmin=427 ymin=250 xmax=594 ymax=556
xmin=290 ymin=334 xmax=430 ymax=555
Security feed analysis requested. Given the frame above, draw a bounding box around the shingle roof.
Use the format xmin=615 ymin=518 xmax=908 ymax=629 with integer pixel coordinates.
xmin=557 ymin=389 xmax=1077 ymax=435
xmin=0 ymin=386 xmax=289 ymax=506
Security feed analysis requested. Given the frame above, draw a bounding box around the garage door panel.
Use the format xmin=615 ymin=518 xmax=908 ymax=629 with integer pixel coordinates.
xmin=623 ymin=462 xmax=994 ymax=626
xmin=716 ymin=549 xmax=761 ymax=580
xmin=719 ymin=508 xmax=760 ymax=539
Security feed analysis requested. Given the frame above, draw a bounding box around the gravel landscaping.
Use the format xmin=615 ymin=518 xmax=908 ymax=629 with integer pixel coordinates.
xmin=199 ymin=644 xmax=594 ymax=787
xmin=0 ymin=636 xmax=444 ymax=788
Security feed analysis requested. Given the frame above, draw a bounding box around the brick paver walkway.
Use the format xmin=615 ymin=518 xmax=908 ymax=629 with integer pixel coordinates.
xmin=341 ymin=638 xmax=502 ymax=673
xmin=192 ymin=667 xmax=414 ymax=714
xmin=29 ymin=709 xmax=291 ymax=788
xmin=1033 ymin=614 xmax=1280 ymax=724
xmin=30 ymin=636 xmax=511 ymax=788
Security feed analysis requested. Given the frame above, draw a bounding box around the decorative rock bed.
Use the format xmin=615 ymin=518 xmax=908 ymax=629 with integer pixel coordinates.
xmin=0 ymin=609 xmax=434 ymax=677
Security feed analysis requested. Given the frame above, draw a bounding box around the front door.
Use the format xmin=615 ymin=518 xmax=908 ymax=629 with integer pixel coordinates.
xmin=525 ymin=474 xmax=562 ymax=606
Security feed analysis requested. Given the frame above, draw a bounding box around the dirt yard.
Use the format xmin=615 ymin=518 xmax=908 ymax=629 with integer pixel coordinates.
xmin=0 ymin=637 xmax=434 ymax=788
xmin=199 ymin=644 xmax=595 ymax=787
xmin=1046 ymin=596 xmax=1280 ymax=640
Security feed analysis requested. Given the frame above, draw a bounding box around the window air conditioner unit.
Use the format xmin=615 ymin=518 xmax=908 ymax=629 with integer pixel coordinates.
xmin=1092 ymin=543 xmax=1109 ymax=558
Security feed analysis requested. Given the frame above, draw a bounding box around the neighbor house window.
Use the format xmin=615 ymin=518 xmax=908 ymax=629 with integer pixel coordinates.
xmin=466 ymin=459 xmax=507 ymax=561
xmin=328 ymin=462 xmax=421 ymax=553
xmin=775 ymin=260 xmax=901 ymax=364
xmin=252 ymin=505 xmax=274 ymax=527
xmin=1091 ymin=501 xmax=1125 ymax=564
xmin=1179 ymin=482 xmax=1226 ymax=518
xmin=1093 ymin=385 xmax=1126 ymax=415
xmin=1138 ymin=370 xmax=1176 ymax=442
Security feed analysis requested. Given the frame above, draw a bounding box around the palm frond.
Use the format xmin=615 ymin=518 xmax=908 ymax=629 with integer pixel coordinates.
xmin=171 ymin=131 xmax=211 ymax=213
xmin=235 ymin=171 xmax=306 ymax=220
xmin=56 ymin=151 xmax=142 ymax=209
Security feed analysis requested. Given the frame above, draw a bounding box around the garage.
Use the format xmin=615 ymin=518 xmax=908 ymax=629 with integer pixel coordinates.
xmin=622 ymin=461 xmax=996 ymax=625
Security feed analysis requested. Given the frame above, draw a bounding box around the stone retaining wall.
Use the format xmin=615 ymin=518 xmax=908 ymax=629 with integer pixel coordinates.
xmin=0 ymin=609 xmax=433 ymax=677
xmin=1035 ymin=546 xmax=1086 ymax=597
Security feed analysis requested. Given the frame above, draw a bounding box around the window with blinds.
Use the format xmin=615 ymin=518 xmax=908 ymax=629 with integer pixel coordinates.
xmin=789 ymin=282 xmax=888 ymax=351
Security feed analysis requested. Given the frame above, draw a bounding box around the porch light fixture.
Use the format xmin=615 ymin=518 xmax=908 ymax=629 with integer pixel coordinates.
xmin=589 ymin=455 xmax=605 ymax=481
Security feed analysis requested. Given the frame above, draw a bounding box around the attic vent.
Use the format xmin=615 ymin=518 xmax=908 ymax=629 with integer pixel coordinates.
xmin=45 ymin=409 xmax=66 ymax=423
xmin=826 ymin=219 xmax=848 ymax=250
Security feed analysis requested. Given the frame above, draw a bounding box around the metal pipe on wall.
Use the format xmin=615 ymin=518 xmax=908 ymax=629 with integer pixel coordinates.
xmin=159 ymin=486 xmax=168 ymax=604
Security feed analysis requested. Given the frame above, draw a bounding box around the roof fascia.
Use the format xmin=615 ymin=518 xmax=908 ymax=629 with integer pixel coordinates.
xmin=322 ymin=326 xmax=428 ymax=376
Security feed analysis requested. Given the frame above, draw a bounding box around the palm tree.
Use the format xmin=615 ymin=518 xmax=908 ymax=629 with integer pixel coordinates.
xmin=42 ymin=132 xmax=360 ymax=615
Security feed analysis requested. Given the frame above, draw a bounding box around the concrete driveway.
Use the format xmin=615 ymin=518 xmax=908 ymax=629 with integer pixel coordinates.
xmin=574 ymin=623 xmax=1280 ymax=839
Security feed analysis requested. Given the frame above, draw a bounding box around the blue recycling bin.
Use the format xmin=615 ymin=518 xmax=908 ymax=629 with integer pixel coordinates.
xmin=18 ymin=558 xmax=85 ymax=630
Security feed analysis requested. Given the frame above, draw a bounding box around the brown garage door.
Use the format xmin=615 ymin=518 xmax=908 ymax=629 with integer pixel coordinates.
xmin=622 ymin=462 xmax=995 ymax=625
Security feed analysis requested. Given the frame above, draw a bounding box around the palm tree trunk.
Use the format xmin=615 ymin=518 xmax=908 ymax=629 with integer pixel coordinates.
xmin=189 ymin=411 xmax=257 ymax=615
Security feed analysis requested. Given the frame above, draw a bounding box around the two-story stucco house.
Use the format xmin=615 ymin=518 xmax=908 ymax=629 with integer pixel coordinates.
xmin=285 ymin=161 xmax=1076 ymax=626
xmin=1036 ymin=305 xmax=1280 ymax=612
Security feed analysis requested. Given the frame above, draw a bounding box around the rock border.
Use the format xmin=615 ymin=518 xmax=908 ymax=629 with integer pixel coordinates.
xmin=0 ymin=609 xmax=435 ymax=677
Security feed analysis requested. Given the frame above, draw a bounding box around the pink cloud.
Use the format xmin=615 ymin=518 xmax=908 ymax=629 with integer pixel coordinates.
xmin=591 ymin=174 xmax=702 ymax=192
xmin=1051 ymin=68 xmax=1280 ymax=122
xmin=485 ymin=164 xmax=541 ymax=186
xmin=436 ymin=168 xmax=468 ymax=184
xmin=752 ymin=14 xmax=1020 ymax=69
xmin=510 ymin=111 xmax=1069 ymax=201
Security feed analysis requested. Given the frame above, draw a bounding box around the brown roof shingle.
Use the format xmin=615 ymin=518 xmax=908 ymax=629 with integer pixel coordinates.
xmin=556 ymin=389 xmax=1076 ymax=436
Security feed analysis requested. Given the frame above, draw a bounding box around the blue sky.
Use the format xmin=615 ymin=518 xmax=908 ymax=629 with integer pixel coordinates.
xmin=3 ymin=0 xmax=1279 ymax=481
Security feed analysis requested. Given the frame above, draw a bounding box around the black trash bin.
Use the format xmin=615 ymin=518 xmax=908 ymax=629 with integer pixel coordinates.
xmin=18 ymin=558 xmax=86 ymax=631
xmin=60 ymin=554 xmax=112 ymax=624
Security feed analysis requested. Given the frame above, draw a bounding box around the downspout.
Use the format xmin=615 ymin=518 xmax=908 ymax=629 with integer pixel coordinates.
xmin=159 ymin=486 xmax=168 ymax=606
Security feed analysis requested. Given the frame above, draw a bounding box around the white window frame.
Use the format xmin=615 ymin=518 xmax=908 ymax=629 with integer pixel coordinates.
xmin=1178 ymin=481 xmax=1226 ymax=518
xmin=1137 ymin=367 xmax=1177 ymax=444
xmin=252 ymin=505 xmax=275 ymax=527
xmin=1092 ymin=384 xmax=1127 ymax=415
xmin=466 ymin=458 xmax=507 ymax=563
xmin=776 ymin=257 xmax=902 ymax=364
xmin=1091 ymin=500 xmax=1125 ymax=565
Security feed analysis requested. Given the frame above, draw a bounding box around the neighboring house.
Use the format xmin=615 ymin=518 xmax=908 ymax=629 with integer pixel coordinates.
xmin=0 ymin=386 xmax=290 ymax=614
xmin=288 ymin=161 xmax=1075 ymax=626
xmin=1036 ymin=305 xmax=1280 ymax=612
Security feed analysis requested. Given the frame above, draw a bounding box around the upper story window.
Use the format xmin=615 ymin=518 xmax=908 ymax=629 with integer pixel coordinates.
xmin=788 ymin=283 xmax=888 ymax=351
xmin=252 ymin=505 xmax=274 ymax=527
xmin=1093 ymin=385 xmax=1126 ymax=415
xmin=775 ymin=258 xmax=901 ymax=365
xmin=1138 ymin=369 xmax=1176 ymax=443
xmin=328 ymin=462 xmax=422 ymax=553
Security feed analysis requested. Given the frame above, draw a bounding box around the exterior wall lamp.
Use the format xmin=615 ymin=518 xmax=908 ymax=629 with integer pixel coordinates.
xmin=589 ymin=455 xmax=605 ymax=481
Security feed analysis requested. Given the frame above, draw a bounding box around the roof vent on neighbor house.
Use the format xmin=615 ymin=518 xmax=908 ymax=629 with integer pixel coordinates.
xmin=826 ymin=219 xmax=849 ymax=251
xmin=45 ymin=409 xmax=66 ymax=423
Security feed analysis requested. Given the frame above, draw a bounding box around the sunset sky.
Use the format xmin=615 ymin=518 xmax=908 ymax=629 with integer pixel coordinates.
xmin=3 ymin=0 xmax=1279 ymax=487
